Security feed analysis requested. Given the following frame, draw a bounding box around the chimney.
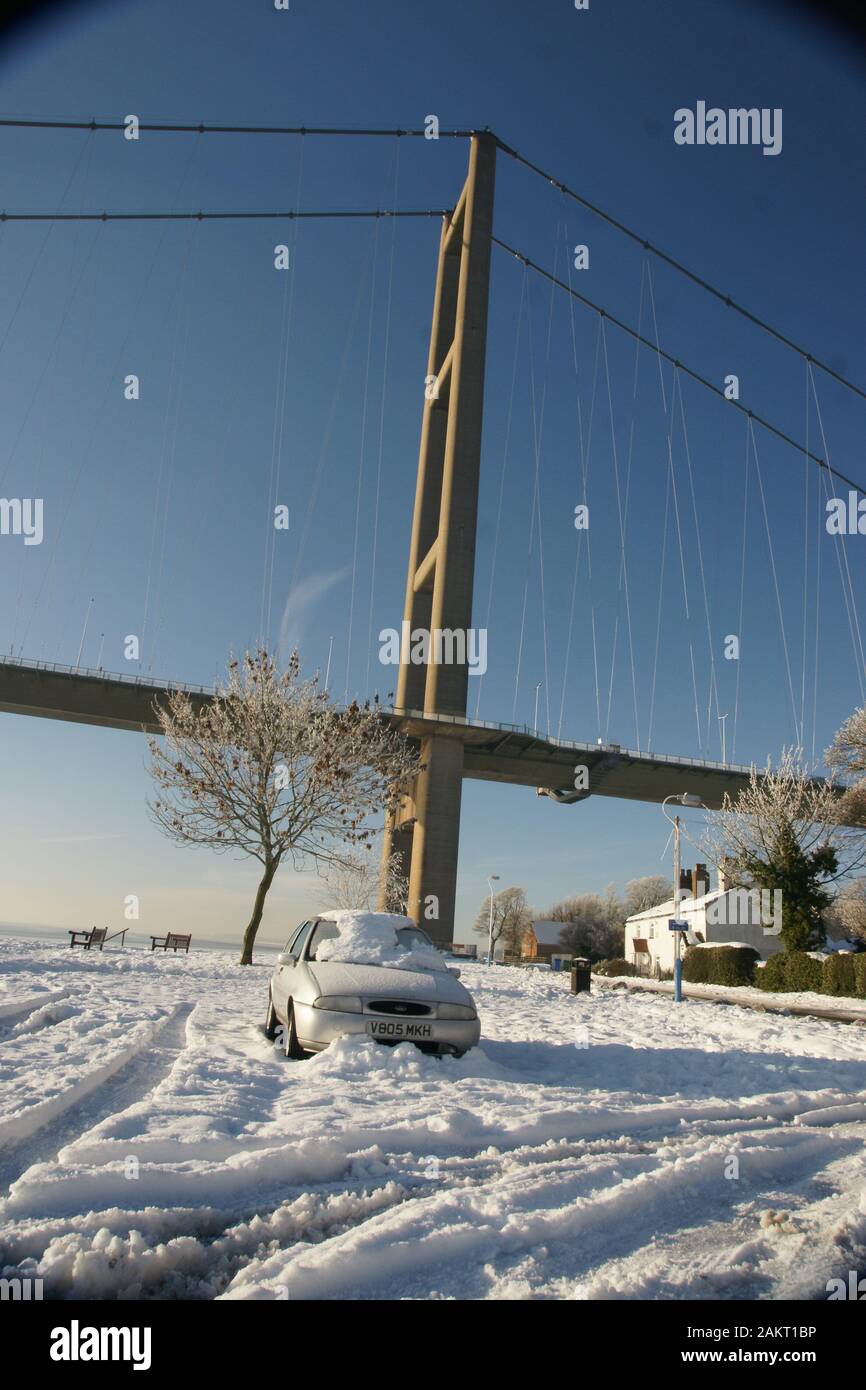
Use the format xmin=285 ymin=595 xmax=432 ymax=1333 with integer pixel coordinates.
xmin=692 ymin=863 xmax=710 ymax=898
xmin=679 ymin=869 xmax=691 ymax=897
xmin=717 ymin=857 xmax=732 ymax=893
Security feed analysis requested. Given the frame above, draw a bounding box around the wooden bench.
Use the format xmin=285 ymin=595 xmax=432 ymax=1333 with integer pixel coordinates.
xmin=150 ymin=932 xmax=192 ymax=953
xmin=68 ymin=927 xmax=107 ymax=951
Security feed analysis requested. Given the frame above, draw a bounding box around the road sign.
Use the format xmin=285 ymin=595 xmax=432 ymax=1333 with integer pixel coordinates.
xmin=668 ymin=919 xmax=689 ymax=931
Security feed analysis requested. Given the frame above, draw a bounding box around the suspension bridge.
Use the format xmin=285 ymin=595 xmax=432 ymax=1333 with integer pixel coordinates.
xmin=0 ymin=121 xmax=863 ymax=943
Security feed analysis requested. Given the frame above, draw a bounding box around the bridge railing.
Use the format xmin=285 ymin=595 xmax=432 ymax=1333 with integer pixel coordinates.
xmin=0 ymin=655 xmax=753 ymax=774
xmin=387 ymin=705 xmax=753 ymax=774
xmin=0 ymin=654 xmax=215 ymax=697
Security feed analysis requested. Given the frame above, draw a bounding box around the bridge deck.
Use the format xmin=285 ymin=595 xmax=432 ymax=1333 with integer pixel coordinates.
xmin=0 ymin=657 xmax=755 ymax=809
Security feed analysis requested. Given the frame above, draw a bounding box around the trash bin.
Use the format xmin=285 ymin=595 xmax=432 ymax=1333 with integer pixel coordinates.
xmin=570 ymin=957 xmax=592 ymax=994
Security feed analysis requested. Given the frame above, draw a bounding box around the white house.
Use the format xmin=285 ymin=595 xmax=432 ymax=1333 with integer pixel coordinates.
xmin=624 ymin=868 xmax=785 ymax=976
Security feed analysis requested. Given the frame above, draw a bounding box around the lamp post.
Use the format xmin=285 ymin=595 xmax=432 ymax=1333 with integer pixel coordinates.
xmin=486 ymin=874 xmax=500 ymax=966
xmin=718 ymin=713 xmax=728 ymax=765
xmin=661 ymin=792 xmax=704 ymax=1002
xmin=533 ymin=682 xmax=542 ymax=735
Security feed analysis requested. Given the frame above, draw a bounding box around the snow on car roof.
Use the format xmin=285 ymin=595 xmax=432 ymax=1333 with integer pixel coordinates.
xmin=314 ymin=910 xmax=445 ymax=972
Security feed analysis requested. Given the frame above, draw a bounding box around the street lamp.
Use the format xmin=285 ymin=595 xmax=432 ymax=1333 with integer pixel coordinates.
xmin=718 ymin=713 xmax=728 ymax=765
xmin=486 ymin=874 xmax=500 ymax=966
xmin=533 ymin=682 xmax=542 ymax=735
xmin=661 ymin=792 xmax=705 ymax=1003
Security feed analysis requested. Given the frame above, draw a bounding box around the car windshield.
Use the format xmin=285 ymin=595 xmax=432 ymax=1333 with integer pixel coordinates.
xmin=311 ymin=913 xmax=445 ymax=971
xmin=396 ymin=926 xmax=434 ymax=950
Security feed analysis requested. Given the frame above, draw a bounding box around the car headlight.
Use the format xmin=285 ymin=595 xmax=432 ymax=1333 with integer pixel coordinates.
xmin=312 ymin=995 xmax=363 ymax=1013
xmin=436 ymin=1003 xmax=477 ymax=1021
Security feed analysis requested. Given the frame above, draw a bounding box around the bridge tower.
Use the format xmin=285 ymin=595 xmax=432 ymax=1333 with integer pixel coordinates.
xmin=380 ymin=132 xmax=496 ymax=945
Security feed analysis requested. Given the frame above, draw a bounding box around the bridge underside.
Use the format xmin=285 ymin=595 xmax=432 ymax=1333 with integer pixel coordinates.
xmin=0 ymin=659 xmax=752 ymax=809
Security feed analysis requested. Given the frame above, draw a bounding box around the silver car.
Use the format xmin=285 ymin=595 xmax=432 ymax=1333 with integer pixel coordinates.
xmin=265 ymin=911 xmax=481 ymax=1059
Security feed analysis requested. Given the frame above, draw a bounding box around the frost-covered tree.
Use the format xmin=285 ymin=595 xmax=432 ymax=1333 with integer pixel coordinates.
xmin=147 ymin=650 xmax=420 ymax=964
xmin=473 ymin=886 xmax=531 ymax=958
xmin=825 ymin=879 xmax=866 ymax=944
xmin=622 ymin=875 xmax=672 ymax=917
xmin=826 ymin=704 xmax=866 ymax=827
xmin=545 ymin=888 xmax=624 ymax=961
xmin=702 ymin=750 xmax=860 ymax=952
xmin=315 ymin=844 xmax=408 ymax=914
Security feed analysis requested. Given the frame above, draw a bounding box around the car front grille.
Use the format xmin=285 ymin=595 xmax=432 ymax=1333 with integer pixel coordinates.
xmin=366 ymin=999 xmax=433 ymax=1017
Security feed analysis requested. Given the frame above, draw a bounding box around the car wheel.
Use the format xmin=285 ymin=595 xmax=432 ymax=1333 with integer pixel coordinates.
xmin=283 ymin=1001 xmax=306 ymax=1060
xmin=264 ymin=992 xmax=279 ymax=1040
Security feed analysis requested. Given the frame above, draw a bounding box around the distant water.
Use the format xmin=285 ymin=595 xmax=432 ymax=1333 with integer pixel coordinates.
xmin=0 ymin=921 xmax=283 ymax=956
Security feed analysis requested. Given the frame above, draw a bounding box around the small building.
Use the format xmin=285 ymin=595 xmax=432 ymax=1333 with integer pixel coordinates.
xmin=624 ymin=864 xmax=785 ymax=976
xmin=520 ymin=920 xmax=573 ymax=964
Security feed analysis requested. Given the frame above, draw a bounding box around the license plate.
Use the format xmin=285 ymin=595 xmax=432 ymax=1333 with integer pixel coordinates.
xmin=367 ymin=1020 xmax=433 ymax=1040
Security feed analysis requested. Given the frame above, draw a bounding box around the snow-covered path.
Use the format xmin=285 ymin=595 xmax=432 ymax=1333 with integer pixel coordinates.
xmin=1 ymin=936 xmax=865 ymax=1300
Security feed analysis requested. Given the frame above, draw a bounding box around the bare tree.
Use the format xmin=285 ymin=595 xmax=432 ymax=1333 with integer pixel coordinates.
xmin=826 ymin=705 xmax=866 ymax=827
xmin=546 ymin=889 xmax=624 ymax=961
xmin=315 ymin=844 xmax=408 ymax=914
xmin=622 ymin=875 xmax=671 ymax=917
xmin=702 ymin=750 xmax=863 ymax=951
xmin=473 ymin=886 xmax=531 ymax=958
xmin=825 ymin=879 xmax=866 ymax=944
xmin=147 ymin=650 xmax=420 ymax=964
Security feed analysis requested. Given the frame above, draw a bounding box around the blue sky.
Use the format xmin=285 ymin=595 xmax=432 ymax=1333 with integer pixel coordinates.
xmin=1 ymin=0 xmax=864 ymax=948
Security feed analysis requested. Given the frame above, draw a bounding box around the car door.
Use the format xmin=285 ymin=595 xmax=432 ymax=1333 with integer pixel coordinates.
xmin=273 ymin=922 xmax=311 ymax=1018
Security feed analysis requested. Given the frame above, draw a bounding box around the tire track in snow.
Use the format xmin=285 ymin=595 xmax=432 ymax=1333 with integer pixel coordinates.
xmin=1 ymin=1172 xmax=414 ymax=1300
xmin=0 ymin=988 xmax=74 ymax=1037
xmin=220 ymin=1123 xmax=860 ymax=1300
xmin=0 ymin=1003 xmax=194 ymax=1195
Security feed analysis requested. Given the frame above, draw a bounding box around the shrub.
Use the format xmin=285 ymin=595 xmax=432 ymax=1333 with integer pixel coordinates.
xmin=681 ymin=947 xmax=710 ymax=984
xmin=855 ymin=955 xmax=866 ymax=1001
xmin=756 ymin=953 xmax=789 ymax=992
xmin=710 ymin=945 xmax=759 ymax=987
xmin=822 ymin=953 xmax=858 ymax=998
xmin=594 ymin=958 xmax=635 ymax=977
xmin=683 ymin=945 xmax=758 ymax=987
xmin=783 ymin=951 xmax=824 ymax=994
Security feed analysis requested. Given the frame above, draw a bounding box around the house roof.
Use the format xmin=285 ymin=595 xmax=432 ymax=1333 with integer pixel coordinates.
xmin=625 ymin=888 xmax=726 ymax=925
xmin=530 ymin=920 xmax=568 ymax=946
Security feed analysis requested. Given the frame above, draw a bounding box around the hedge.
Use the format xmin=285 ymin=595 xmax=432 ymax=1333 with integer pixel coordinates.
xmin=612 ymin=946 xmax=866 ymax=997
xmin=755 ymin=951 xmax=824 ymax=993
xmin=594 ymin=958 xmax=636 ymax=977
xmin=682 ymin=945 xmax=759 ymax=987
xmin=823 ymin=953 xmax=858 ymax=998
xmin=756 ymin=953 xmax=788 ymax=992
xmin=783 ymin=952 xmax=824 ymax=993
xmin=756 ymin=950 xmax=863 ymax=996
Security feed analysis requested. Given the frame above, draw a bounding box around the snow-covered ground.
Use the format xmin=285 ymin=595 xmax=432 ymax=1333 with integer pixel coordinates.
xmin=1 ymin=934 xmax=865 ymax=1301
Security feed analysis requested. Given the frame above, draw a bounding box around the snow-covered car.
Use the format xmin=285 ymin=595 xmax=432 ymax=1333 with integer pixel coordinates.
xmin=265 ymin=910 xmax=481 ymax=1059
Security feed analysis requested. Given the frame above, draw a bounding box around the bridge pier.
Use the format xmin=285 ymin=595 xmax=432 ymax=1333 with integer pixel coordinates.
xmin=406 ymin=733 xmax=465 ymax=937
xmin=379 ymin=132 xmax=496 ymax=946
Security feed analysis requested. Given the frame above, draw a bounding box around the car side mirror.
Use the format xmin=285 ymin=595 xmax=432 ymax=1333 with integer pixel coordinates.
xmin=447 ymin=966 xmax=461 ymax=978
xmin=278 ymin=952 xmax=292 ymax=966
